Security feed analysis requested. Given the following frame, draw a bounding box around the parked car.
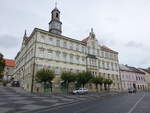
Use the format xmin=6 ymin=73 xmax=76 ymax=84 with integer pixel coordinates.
xmin=72 ymin=88 xmax=88 ymax=94
xmin=128 ymin=88 xmax=136 ymax=93
xmin=11 ymin=81 xmax=20 ymax=87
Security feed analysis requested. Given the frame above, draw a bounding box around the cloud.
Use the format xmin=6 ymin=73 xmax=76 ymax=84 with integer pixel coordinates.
xmin=125 ymin=41 xmax=144 ymax=48
xmin=0 ymin=34 xmax=19 ymax=48
xmin=105 ymin=17 xmax=119 ymax=24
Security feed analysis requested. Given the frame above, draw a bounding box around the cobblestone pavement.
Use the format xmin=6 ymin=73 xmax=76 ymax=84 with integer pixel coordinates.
xmin=0 ymin=86 xmax=118 ymax=113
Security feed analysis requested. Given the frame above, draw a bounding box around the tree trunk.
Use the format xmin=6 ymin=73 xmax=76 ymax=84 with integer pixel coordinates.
xmin=104 ymin=84 xmax=107 ymax=91
xmin=100 ymin=84 xmax=103 ymax=91
xmin=83 ymin=84 xmax=85 ymax=88
xmin=96 ymin=84 xmax=98 ymax=92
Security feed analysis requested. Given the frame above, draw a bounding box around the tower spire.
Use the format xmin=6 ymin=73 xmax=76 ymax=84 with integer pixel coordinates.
xmin=49 ymin=1 xmax=62 ymax=35
xmin=23 ymin=29 xmax=27 ymax=39
xmin=89 ymin=28 xmax=95 ymax=39
xmin=55 ymin=0 xmax=57 ymax=8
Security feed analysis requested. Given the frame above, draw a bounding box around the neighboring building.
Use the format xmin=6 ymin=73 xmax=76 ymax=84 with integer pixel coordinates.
xmin=3 ymin=59 xmax=15 ymax=81
xmin=120 ymin=64 xmax=147 ymax=91
xmin=13 ymin=6 xmax=120 ymax=92
xmin=138 ymin=68 xmax=150 ymax=91
xmin=119 ymin=64 xmax=136 ymax=91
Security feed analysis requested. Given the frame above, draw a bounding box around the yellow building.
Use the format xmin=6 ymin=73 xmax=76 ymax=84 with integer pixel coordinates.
xmin=13 ymin=6 xmax=121 ymax=92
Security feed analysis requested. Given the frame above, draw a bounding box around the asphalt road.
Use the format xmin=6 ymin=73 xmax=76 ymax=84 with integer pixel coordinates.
xmin=0 ymin=86 xmax=150 ymax=113
xmin=37 ymin=92 xmax=150 ymax=113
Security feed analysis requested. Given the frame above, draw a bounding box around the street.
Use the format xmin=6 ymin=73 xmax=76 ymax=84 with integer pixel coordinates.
xmin=0 ymin=86 xmax=150 ymax=113
xmin=39 ymin=92 xmax=150 ymax=113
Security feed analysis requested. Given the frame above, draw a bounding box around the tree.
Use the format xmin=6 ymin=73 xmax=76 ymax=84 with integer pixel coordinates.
xmin=103 ymin=78 xmax=108 ymax=91
xmin=61 ymin=71 xmax=76 ymax=93
xmin=107 ymin=79 xmax=113 ymax=91
xmin=76 ymin=71 xmax=93 ymax=88
xmin=92 ymin=76 xmax=100 ymax=92
xmin=99 ymin=77 xmax=104 ymax=91
xmin=35 ymin=69 xmax=55 ymax=92
xmin=0 ymin=53 xmax=5 ymax=79
xmin=103 ymin=78 xmax=113 ymax=91
xmin=92 ymin=76 xmax=105 ymax=92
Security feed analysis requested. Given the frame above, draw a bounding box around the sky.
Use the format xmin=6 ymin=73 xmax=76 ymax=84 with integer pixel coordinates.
xmin=0 ymin=0 xmax=150 ymax=68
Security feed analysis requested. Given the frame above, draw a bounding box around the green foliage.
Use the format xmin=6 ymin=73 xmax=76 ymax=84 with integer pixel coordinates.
xmin=92 ymin=76 xmax=100 ymax=85
xmin=60 ymin=71 xmax=76 ymax=92
xmin=0 ymin=53 xmax=5 ymax=79
xmin=107 ymin=79 xmax=113 ymax=85
xmin=92 ymin=76 xmax=104 ymax=92
xmin=103 ymin=78 xmax=113 ymax=90
xmin=35 ymin=69 xmax=55 ymax=83
xmin=61 ymin=71 xmax=76 ymax=83
xmin=76 ymin=71 xmax=93 ymax=88
xmin=103 ymin=78 xmax=113 ymax=85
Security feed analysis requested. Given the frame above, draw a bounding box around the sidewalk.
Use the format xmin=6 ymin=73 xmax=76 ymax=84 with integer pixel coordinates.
xmin=9 ymin=86 xmax=122 ymax=98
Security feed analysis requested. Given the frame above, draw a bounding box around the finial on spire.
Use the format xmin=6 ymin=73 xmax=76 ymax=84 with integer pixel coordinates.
xmin=23 ymin=29 xmax=27 ymax=39
xmin=55 ymin=0 xmax=57 ymax=8
xmin=91 ymin=28 xmax=93 ymax=33
xmin=90 ymin=28 xmax=95 ymax=38
xmin=24 ymin=29 xmax=27 ymax=36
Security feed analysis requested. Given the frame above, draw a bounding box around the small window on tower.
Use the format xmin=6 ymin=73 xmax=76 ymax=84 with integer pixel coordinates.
xmin=56 ymin=13 xmax=59 ymax=18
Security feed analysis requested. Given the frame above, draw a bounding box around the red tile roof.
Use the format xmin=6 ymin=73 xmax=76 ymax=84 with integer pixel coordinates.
xmin=81 ymin=37 xmax=117 ymax=53
xmin=4 ymin=59 xmax=15 ymax=67
xmin=100 ymin=45 xmax=113 ymax=51
xmin=81 ymin=36 xmax=90 ymax=43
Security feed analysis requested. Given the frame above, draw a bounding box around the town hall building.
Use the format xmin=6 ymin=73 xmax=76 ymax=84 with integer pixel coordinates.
xmin=13 ymin=6 xmax=121 ymax=92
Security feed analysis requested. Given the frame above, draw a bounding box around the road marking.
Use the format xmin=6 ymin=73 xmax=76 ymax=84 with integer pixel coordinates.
xmin=34 ymin=100 xmax=86 ymax=113
xmin=128 ymin=93 xmax=145 ymax=113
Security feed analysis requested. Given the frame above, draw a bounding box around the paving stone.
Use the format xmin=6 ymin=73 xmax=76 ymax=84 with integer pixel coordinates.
xmin=42 ymin=99 xmax=59 ymax=103
xmin=21 ymin=104 xmax=48 ymax=111
xmin=13 ymin=100 xmax=35 ymax=104
xmin=0 ymin=107 xmax=12 ymax=113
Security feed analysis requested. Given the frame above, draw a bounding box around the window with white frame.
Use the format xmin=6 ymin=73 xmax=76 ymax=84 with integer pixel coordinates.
xmin=56 ymin=39 xmax=60 ymax=47
xmin=56 ymin=51 xmax=61 ymax=58
xmin=41 ymin=35 xmax=45 ymax=42
xmin=82 ymin=46 xmax=85 ymax=53
xmin=63 ymin=41 xmax=67 ymax=48
xmin=76 ymin=44 xmax=79 ymax=51
xmin=70 ymin=54 xmax=73 ymax=62
xmin=70 ymin=43 xmax=73 ymax=49
xmin=82 ymin=57 xmax=85 ymax=63
xmin=101 ymin=51 xmax=104 ymax=57
xmin=48 ymin=37 xmax=53 ymax=43
xmin=102 ymin=61 xmax=105 ymax=69
xmin=107 ymin=62 xmax=109 ymax=69
xmin=39 ymin=47 xmax=44 ymax=57
xmin=47 ymin=49 xmax=53 ymax=59
xmin=76 ymin=55 xmax=80 ymax=62
xmin=63 ymin=52 xmax=67 ymax=61
xmin=105 ymin=52 xmax=108 ymax=58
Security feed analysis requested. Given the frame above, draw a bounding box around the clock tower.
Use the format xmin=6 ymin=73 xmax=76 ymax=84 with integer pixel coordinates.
xmin=49 ymin=6 xmax=62 ymax=35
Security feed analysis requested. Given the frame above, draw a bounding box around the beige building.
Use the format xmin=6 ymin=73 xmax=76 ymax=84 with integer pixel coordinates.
xmin=13 ymin=6 xmax=121 ymax=92
xmin=138 ymin=68 xmax=150 ymax=91
xmin=3 ymin=59 xmax=15 ymax=81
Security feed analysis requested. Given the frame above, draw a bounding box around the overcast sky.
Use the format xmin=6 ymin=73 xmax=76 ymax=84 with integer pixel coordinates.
xmin=0 ymin=0 xmax=150 ymax=68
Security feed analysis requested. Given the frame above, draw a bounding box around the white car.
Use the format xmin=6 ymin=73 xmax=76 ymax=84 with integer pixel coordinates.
xmin=73 ymin=88 xmax=88 ymax=94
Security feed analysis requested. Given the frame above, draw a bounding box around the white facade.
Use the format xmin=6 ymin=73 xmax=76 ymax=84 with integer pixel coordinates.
xmin=13 ymin=7 xmax=121 ymax=92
